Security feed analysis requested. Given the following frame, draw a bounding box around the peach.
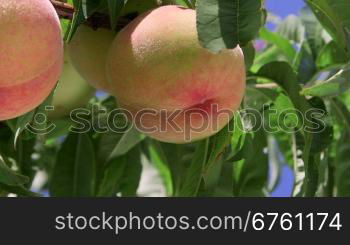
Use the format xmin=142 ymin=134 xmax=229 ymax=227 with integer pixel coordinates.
xmin=49 ymin=49 xmax=95 ymax=119
xmin=0 ymin=0 xmax=63 ymax=121
xmin=67 ymin=25 xmax=115 ymax=92
xmin=106 ymin=6 xmax=246 ymax=144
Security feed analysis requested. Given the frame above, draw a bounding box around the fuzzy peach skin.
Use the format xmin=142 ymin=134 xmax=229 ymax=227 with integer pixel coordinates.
xmin=68 ymin=25 xmax=115 ymax=93
xmin=49 ymin=49 xmax=95 ymax=119
xmin=106 ymin=6 xmax=246 ymax=144
xmin=0 ymin=0 xmax=63 ymax=120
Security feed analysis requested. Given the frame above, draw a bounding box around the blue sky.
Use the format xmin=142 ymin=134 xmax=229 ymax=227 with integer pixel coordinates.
xmin=266 ymin=0 xmax=305 ymax=18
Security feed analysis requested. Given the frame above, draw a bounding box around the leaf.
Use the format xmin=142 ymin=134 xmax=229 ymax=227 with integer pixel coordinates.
xmin=242 ymin=42 xmax=256 ymax=70
xmin=301 ymin=62 xmax=350 ymax=97
xmin=0 ymin=183 xmax=40 ymax=197
xmin=0 ymin=154 xmax=29 ymax=186
xmin=65 ymin=0 xmax=86 ymax=42
xmin=97 ymin=155 xmax=126 ymax=197
xmin=84 ymin=0 xmax=103 ymax=16
xmin=236 ymin=132 xmax=268 ymax=197
xmin=293 ymin=41 xmax=317 ymax=84
xmin=106 ymin=126 xmax=145 ymax=161
xmin=107 ymin=0 xmax=126 ymax=30
xmin=11 ymin=89 xmax=55 ymax=148
xmin=267 ymin=136 xmax=283 ymax=192
xmin=335 ymin=136 xmax=350 ymax=196
xmin=306 ymin=0 xmax=350 ymax=52
xmin=203 ymin=118 xmax=235 ymax=190
xmin=50 ymin=133 xmax=95 ymax=197
xmin=259 ymin=28 xmax=296 ymax=63
xmin=147 ymin=140 xmax=173 ymax=196
xmin=196 ymin=0 xmax=265 ymax=53
xmin=119 ymin=146 xmax=143 ymax=196
xmin=178 ymin=139 xmax=209 ymax=197
xmin=258 ymin=61 xmax=312 ymax=114
xmin=316 ymin=41 xmax=349 ymax=69
xmin=300 ymin=6 xmax=327 ymax=55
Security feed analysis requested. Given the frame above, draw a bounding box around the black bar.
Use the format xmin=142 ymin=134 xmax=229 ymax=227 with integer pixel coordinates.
xmin=0 ymin=198 xmax=348 ymax=242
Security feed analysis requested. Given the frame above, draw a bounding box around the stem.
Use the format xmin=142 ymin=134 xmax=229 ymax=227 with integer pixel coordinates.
xmin=50 ymin=0 xmax=74 ymax=20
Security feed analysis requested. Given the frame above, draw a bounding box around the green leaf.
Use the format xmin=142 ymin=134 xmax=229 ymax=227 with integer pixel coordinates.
xmin=259 ymin=28 xmax=296 ymax=63
xmin=316 ymin=41 xmax=349 ymax=69
xmin=0 ymin=183 xmax=40 ymax=197
xmin=242 ymin=42 xmax=256 ymax=70
xmin=236 ymin=131 xmax=268 ymax=197
xmin=97 ymin=155 xmax=126 ymax=197
xmin=106 ymin=126 xmax=145 ymax=161
xmin=267 ymin=136 xmax=283 ymax=192
xmin=119 ymin=146 xmax=142 ymax=196
xmin=65 ymin=0 xmax=86 ymax=42
xmin=293 ymin=41 xmax=317 ymax=84
xmin=203 ymin=119 xmax=235 ymax=190
xmin=335 ymin=136 xmax=350 ymax=196
xmin=331 ymin=98 xmax=350 ymax=135
xmin=107 ymin=0 xmax=126 ymax=30
xmin=50 ymin=133 xmax=96 ymax=197
xmin=0 ymin=154 xmax=29 ymax=186
xmin=11 ymin=89 xmax=55 ymax=147
xmin=178 ymin=139 xmax=209 ymax=197
xmin=147 ymin=140 xmax=173 ymax=196
xmin=300 ymin=6 xmax=327 ymax=55
xmin=258 ymin=61 xmax=312 ymax=114
xmin=196 ymin=0 xmax=265 ymax=53
xmin=301 ymin=62 xmax=350 ymax=97
xmin=306 ymin=0 xmax=350 ymax=52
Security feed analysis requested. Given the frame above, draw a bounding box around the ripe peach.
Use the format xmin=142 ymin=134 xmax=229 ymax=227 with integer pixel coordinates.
xmin=0 ymin=0 xmax=63 ymax=121
xmin=49 ymin=49 xmax=95 ymax=119
xmin=68 ymin=26 xmax=115 ymax=92
xmin=106 ymin=6 xmax=246 ymax=144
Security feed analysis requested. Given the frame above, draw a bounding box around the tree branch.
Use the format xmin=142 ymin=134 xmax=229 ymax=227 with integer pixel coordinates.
xmin=50 ymin=0 xmax=74 ymax=20
xmin=50 ymin=0 xmax=138 ymax=30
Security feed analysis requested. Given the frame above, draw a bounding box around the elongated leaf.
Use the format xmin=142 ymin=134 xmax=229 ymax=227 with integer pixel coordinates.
xmin=97 ymin=155 xmax=127 ymax=197
xmin=259 ymin=28 xmax=296 ymax=63
xmin=0 ymin=154 xmax=28 ymax=186
xmin=258 ymin=61 xmax=312 ymax=114
xmin=148 ymin=140 xmax=173 ymax=196
xmin=0 ymin=183 xmax=40 ymax=197
xmin=203 ymin=118 xmax=235 ymax=190
xmin=107 ymin=0 xmax=126 ymax=30
xmin=65 ymin=0 xmax=86 ymax=41
xmin=293 ymin=41 xmax=317 ymax=84
xmin=119 ymin=146 xmax=143 ymax=196
xmin=50 ymin=133 xmax=95 ymax=197
xmin=197 ymin=0 xmax=265 ymax=53
xmin=335 ymin=136 xmax=350 ymax=196
xmin=306 ymin=0 xmax=350 ymax=52
xmin=107 ymin=126 xmax=145 ymax=161
xmin=300 ymin=6 xmax=327 ymax=55
xmin=316 ymin=41 xmax=349 ymax=69
xmin=178 ymin=139 xmax=209 ymax=197
xmin=236 ymin=132 xmax=268 ymax=197
xmin=301 ymin=62 xmax=350 ymax=97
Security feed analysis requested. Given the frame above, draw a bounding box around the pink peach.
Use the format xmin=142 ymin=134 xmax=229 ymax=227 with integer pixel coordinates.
xmin=0 ymin=0 xmax=63 ymax=120
xmin=106 ymin=6 xmax=245 ymax=143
